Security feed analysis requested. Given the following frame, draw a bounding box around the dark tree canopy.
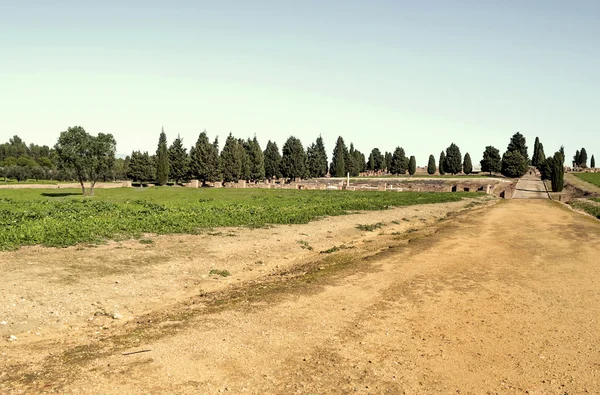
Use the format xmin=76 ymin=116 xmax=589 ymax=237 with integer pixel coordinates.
xmin=480 ymin=146 xmax=501 ymax=175
xmin=591 ymin=155 xmax=596 ymax=169
xmin=574 ymin=147 xmax=588 ymax=167
xmin=390 ymin=147 xmax=408 ymax=175
xmin=347 ymin=143 xmax=363 ymax=177
xmin=427 ymin=154 xmax=436 ymax=175
xmin=367 ymin=148 xmax=384 ymax=171
xmin=127 ymin=151 xmax=155 ymax=184
xmin=501 ymin=150 xmax=528 ymax=178
xmin=245 ymin=136 xmax=265 ymax=182
xmin=439 ymin=151 xmax=446 ymax=175
xmin=307 ymin=135 xmax=328 ymax=178
xmin=507 ymin=132 xmax=529 ymax=160
xmin=263 ymin=140 xmax=282 ymax=179
xmin=55 ymin=126 xmax=116 ymax=195
xmin=280 ymin=136 xmax=307 ymax=180
xmin=444 ymin=143 xmax=462 ymax=175
xmin=532 ymin=137 xmax=545 ymax=167
xmin=384 ymin=152 xmax=392 ymax=172
xmin=220 ymin=133 xmax=244 ymax=182
xmin=463 ymin=152 xmax=473 ymax=175
xmin=190 ymin=131 xmax=221 ymax=184
xmin=156 ymin=128 xmax=169 ymax=185
xmin=546 ymin=152 xmax=565 ymax=192
xmin=168 ymin=135 xmax=189 ymax=184
xmin=408 ymin=155 xmax=416 ymax=176
xmin=330 ymin=136 xmax=348 ymax=177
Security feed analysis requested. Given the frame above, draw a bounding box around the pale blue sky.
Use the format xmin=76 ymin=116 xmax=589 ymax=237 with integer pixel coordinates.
xmin=1 ymin=1 xmax=598 ymax=165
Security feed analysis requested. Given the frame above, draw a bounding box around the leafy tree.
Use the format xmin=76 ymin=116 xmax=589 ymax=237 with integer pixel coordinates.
xmin=168 ymin=135 xmax=189 ymax=184
xmin=408 ymin=156 xmax=416 ymax=176
xmin=263 ymin=140 xmax=282 ymax=179
xmin=481 ymin=146 xmax=501 ymax=175
xmin=330 ymin=136 xmax=348 ymax=177
xmin=463 ymin=152 xmax=473 ymax=175
xmin=280 ymin=136 xmax=307 ymax=180
xmin=190 ymin=131 xmax=221 ymax=184
xmin=246 ymin=136 xmax=265 ymax=182
xmin=220 ymin=133 xmax=244 ymax=182
xmin=591 ymin=155 xmax=596 ymax=168
xmin=507 ymin=132 xmax=529 ymax=160
xmin=390 ymin=147 xmax=408 ymax=175
xmin=156 ymin=128 xmax=169 ymax=185
xmin=427 ymin=154 xmax=436 ymax=175
xmin=307 ymin=135 xmax=328 ymax=178
xmin=384 ymin=152 xmax=392 ymax=172
xmin=444 ymin=143 xmax=462 ymax=175
xmin=31 ymin=166 xmax=45 ymax=181
xmin=369 ymin=148 xmax=384 ymax=171
xmin=54 ymin=126 xmax=116 ymax=195
xmin=439 ymin=151 xmax=446 ymax=175
xmin=501 ymin=150 xmax=528 ymax=178
xmin=127 ymin=151 xmax=155 ymax=184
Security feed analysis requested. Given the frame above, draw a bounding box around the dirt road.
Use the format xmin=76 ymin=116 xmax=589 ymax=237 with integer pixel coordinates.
xmin=3 ymin=199 xmax=600 ymax=394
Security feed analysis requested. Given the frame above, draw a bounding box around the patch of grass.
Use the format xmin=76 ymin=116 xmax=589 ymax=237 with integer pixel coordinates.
xmin=209 ymin=269 xmax=231 ymax=277
xmin=297 ymin=240 xmax=314 ymax=251
xmin=356 ymin=222 xmax=385 ymax=232
xmin=391 ymin=220 xmax=400 ymax=225
xmin=0 ymin=188 xmax=476 ymax=250
xmin=570 ymin=200 xmax=600 ymax=219
xmin=139 ymin=239 xmax=154 ymax=245
xmin=573 ymin=173 xmax=600 ymax=188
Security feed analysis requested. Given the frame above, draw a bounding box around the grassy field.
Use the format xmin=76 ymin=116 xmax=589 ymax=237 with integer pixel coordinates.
xmin=347 ymin=174 xmax=499 ymax=180
xmin=0 ymin=178 xmax=59 ymax=184
xmin=0 ymin=187 xmax=476 ymax=250
xmin=573 ymin=173 xmax=600 ymax=188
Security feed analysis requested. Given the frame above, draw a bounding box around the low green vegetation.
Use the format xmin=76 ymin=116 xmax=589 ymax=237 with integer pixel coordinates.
xmin=356 ymin=222 xmax=386 ymax=232
xmin=573 ymin=173 xmax=600 ymax=188
xmin=209 ymin=269 xmax=231 ymax=277
xmin=0 ymin=188 xmax=475 ymax=250
xmin=570 ymin=200 xmax=600 ymax=219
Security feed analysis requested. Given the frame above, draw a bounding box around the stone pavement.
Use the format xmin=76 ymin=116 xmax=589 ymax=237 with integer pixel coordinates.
xmin=512 ymin=171 xmax=550 ymax=199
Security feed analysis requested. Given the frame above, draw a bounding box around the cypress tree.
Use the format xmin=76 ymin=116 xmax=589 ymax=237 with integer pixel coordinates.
xmin=532 ymin=137 xmax=541 ymax=167
xmin=501 ymin=150 xmax=528 ymax=178
xmin=238 ymin=138 xmax=251 ymax=181
xmin=384 ymin=152 xmax=392 ymax=172
xmin=427 ymin=154 xmax=436 ymax=175
xmin=463 ymin=152 xmax=473 ymax=175
xmin=330 ymin=136 xmax=348 ymax=177
xmin=220 ymin=133 xmax=243 ymax=182
xmin=155 ymin=128 xmax=169 ymax=185
xmin=390 ymin=147 xmax=408 ymax=175
xmin=481 ymin=146 xmax=501 ymax=175
xmin=507 ymin=132 xmax=529 ymax=160
xmin=367 ymin=152 xmax=375 ymax=171
xmin=536 ymin=143 xmax=546 ymax=169
xmin=591 ymin=155 xmax=596 ymax=169
xmin=439 ymin=151 xmax=446 ymax=175
xmin=190 ymin=131 xmax=221 ymax=185
xmin=347 ymin=143 xmax=358 ymax=177
xmin=127 ymin=151 xmax=154 ymax=184
xmin=549 ymin=151 xmax=564 ymax=192
xmin=307 ymin=136 xmax=328 ymax=178
xmin=573 ymin=150 xmax=580 ymax=167
xmin=168 ymin=135 xmax=189 ymax=185
xmin=579 ymin=148 xmax=588 ymax=168
xmin=246 ymin=136 xmax=265 ymax=182
xmin=408 ymin=156 xmax=416 ymax=176
xmin=445 ymin=143 xmax=462 ymax=175
xmin=263 ymin=141 xmax=282 ymax=179
xmin=280 ymin=136 xmax=307 ymax=180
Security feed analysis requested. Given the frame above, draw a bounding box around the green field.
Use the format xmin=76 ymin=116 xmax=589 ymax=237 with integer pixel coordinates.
xmin=0 ymin=187 xmax=476 ymax=250
xmin=573 ymin=173 xmax=600 ymax=188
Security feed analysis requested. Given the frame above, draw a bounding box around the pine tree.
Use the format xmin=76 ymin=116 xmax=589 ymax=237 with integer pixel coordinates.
xmin=238 ymin=138 xmax=251 ymax=181
xmin=280 ymin=136 xmax=307 ymax=180
xmin=390 ymin=147 xmax=408 ymax=175
xmin=501 ymin=150 xmax=528 ymax=178
xmin=481 ymin=146 xmax=501 ymax=175
xmin=445 ymin=143 xmax=462 ymax=175
xmin=263 ymin=141 xmax=282 ymax=179
xmin=190 ymin=131 xmax=221 ymax=185
xmin=330 ymin=136 xmax=348 ymax=177
xmin=579 ymin=148 xmax=588 ymax=168
xmin=408 ymin=156 xmax=416 ymax=176
xmin=573 ymin=150 xmax=580 ymax=167
xmin=347 ymin=143 xmax=358 ymax=177
xmin=591 ymin=155 xmax=596 ymax=169
xmin=463 ymin=152 xmax=473 ymax=175
xmin=427 ymin=154 xmax=436 ymax=175
xmin=245 ymin=136 xmax=265 ymax=182
xmin=168 ymin=135 xmax=189 ymax=184
xmin=439 ymin=151 xmax=446 ymax=175
xmin=155 ymin=128 xmax=169 ymax=185
xmin=536 ymin=143 xmax=546 ymax=168
xmin=220 ymin=133 xmax=243 ymax=182
xmin=548 ymin=151 xmax=564 ymax=192
xmin=384 ymin=152 xmax=392 ymax=173
xmin=367 ymin=152 xmax=375 ymax=171
xmin=127 ymin=151 xmax=154 ymax=184
xmin=507 ymin=132 xmax=529 ymax=160
xmin=307 ymin=136 xmax=328 ymax=178
xmin=370 ymin=148 xmax=384 ymax=171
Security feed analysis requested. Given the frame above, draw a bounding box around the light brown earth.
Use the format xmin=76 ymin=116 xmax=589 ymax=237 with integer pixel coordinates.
xmin=2 ymin=197 xmax=600 ymax=394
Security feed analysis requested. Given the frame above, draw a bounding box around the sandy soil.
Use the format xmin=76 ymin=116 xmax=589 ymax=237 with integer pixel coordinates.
xmin=3 ymin=197 xmax=600 ymax=394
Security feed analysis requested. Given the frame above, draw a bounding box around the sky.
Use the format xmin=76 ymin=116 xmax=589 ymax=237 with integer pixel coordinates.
xmin=1 ymin=0 xmax=599 ymax=165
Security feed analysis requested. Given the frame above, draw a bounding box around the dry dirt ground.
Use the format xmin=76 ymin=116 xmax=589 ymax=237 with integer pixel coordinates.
xmin=2 ymin=197 xmax=600 ymax=394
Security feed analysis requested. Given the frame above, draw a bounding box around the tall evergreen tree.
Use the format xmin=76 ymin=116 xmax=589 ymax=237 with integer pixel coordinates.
xmin=190 ymin=131 xmax=221 ymax=184
xmin=280 ymin=136 xmax=307 ymax=180
xmin=579 ymin=148 xmax=588 ymax=167
xmin=307 ymin=135 xmax=328 ymax=178
xmin=390 ymin=147 xmax=408 ymax=175
xmin=245 ymin=136 xmax=265 ymax=181
xmin=546 ymin=152 xmax=565 ymax=192
xmin=263 ymin=140 xmax=282 ymax=179
xmin=463 ymin=152 xmax=473 ymax=175
xmin=156 ymin=128 xmax=169 ymax=185
xmin=330 ymin=136 xmax=348 ymax=177
xmin=220 ymin=133 xmax=244 ymax=182
xmin=168 ymin=135 xmax=189 ymax=184
xmin=501 ymin=150 xmax=528 ymax=178
xmin=591 ymin=155 xmax=596 ymax=168
xmin=573 ymin=150 xmax=580 ymax=167
xmin=536 ymin=143 xmax=546 ymax=168
xmin=238 ymin=138 xmax=251 ymax=181
xmin=384 ymin=152 xmax=392 ymax=172
xmin=481 ymin=146 xmax=501 ymax=175
xmin=369 ymin=148 xmax=384 ymax=171
xmin=427 ymin=154 xmax=436 ymax=175
xmin=439 ymin=151 xmax=446 ymax=175
xmin=408 ymin=156 xmax=416 ymax=176
xmin=127 ymin=151 xmax=155 ymax=184
xmin=507 ymin=132 xmax=529 ymax=160
xmin=367 ymin=152 xmax=375 ymax=171
xmin=445 ymin=143 xmax=462 ymax=175
xmin=532 ymin=137 xmax=541 ymax=167
xmin=346 ymin=143 xmax=359 ymax=177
